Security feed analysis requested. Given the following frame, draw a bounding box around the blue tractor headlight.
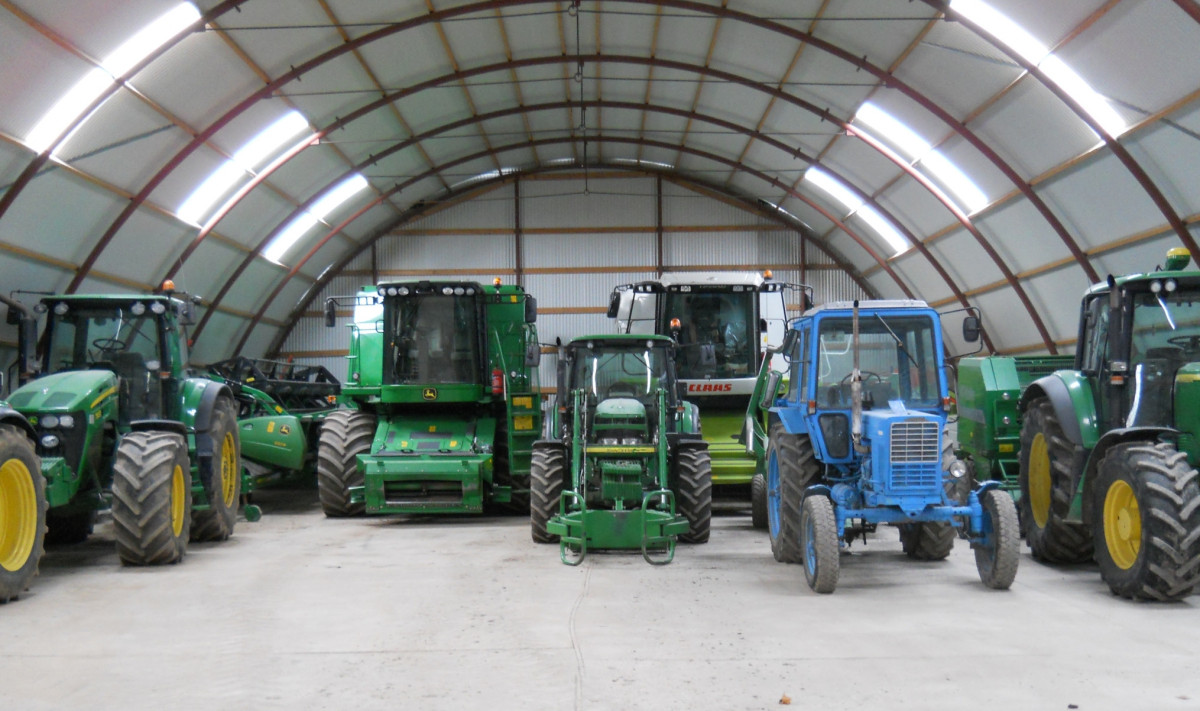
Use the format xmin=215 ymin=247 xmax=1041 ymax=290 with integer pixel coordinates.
xmin=949 ymin=460 xmax=968 ymax=479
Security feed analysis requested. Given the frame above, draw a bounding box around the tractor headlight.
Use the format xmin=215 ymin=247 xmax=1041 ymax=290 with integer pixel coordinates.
xmin=130 ymin=302 xmax=146 ymax=315
xmin=40 ymin=434 xmax=60 ymax=449
xmin=150 ymin=302 xmax=166 ymax=314
xmin=1151 ymin=280 xmax=1162 ymax=293
xmin=398 ymin=287 xmax=410 ymax=296
xmin=1166 ymin=278 xmax=1178 ymax=292
xmin=599 ymin=437 xmax=620 ymax=445
xmin=454 ymin=287 xmax=465 ymax=295
xmin=41 ymin=415 xmax=59 ymax=428
xmin=949 ymin=460 xmax=968 ymax=479
xmin=53 ymin=302 xmax=69 ymax=316
xmin=58 ymin=415 xmax=75 ymax=429
xmin=442 ymin=287 xmax=454 ymax=295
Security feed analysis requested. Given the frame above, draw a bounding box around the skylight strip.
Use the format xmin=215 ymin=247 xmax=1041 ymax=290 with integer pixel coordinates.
xmin=804 ymin=167 xmax=908 ymax=255
xmin=264 ymin=175 xmax=369 ymax=263
xmin=25 ymin=3 xmax=201 ymax=154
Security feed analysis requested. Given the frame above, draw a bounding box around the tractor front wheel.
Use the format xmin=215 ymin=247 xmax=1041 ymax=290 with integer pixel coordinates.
xmin=0 ymin=426 xmax=45 ymax=602
xmin=800 ymin=494 xmax=839 ymax=594
xmin=975 ymin=489 xmax=1020 ymax=590
xmin=530 ymin=443 xmax=566 ymax=543
xmin=1092 ymin=442 xmax=1200 ymax=601
xmin=767 ymin=424 xmax=819 ymax=563
xmin=191 ymin=400 xmax=240 ymax=542
xmin=1019 ymin=398 xmax=1093 ymax=563
xmin=112 ymin=432 xmax=191 ymax=566
xmin=675 ymin=443 xmax=712 ymax=544
xmin=750 ymin=473 xmax=767 ymax=530
xmin=316 ymin=410 xmax=376 ymax=517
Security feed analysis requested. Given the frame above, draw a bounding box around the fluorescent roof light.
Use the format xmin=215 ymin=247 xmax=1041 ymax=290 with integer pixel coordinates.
xmin=950 ymin=0 xmax=1125 ymax=136
xmin=857 ymin=206 xmax=909 ymax=254
xmin=805 ymin=167 xmax=908 ymax=255
xmin=178 ymin=111 xmax=312 ymax=225
xmin=264 ymin=175 xmax=369 ymax=263
xmin=25 ymin=3 xmax=201 ymax=154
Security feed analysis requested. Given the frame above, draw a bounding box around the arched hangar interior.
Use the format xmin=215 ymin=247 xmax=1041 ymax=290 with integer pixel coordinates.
xmin=2 ymin=0 xmax=1200 ymax=375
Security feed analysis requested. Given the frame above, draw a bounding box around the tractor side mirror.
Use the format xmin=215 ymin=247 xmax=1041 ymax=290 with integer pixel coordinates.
xmin=524 ymin=342 xmax=541 ymax=368
xmin=324 ymin=299 xmax=337 ymax=328
xmin=781 ymin=328 xmax=800 ymax=357
xmin=524 ymin=296 xmax=537 ymax=324
xmin=606 ymin=291 xmax=620 ymax=318
xmin=962 ymin=315 xmax=981 ymax=343
xmin=760 ymin=371 xmax=783 ymax=409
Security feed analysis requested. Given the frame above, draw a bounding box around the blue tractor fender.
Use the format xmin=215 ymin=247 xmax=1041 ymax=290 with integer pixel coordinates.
xmin=1077 ymin=426 xmax=1176 ymax=523
xmin=800 ymin=483 xmax=832 ymax=508
xmin=771 ymin=405 xmax=810 ymax=437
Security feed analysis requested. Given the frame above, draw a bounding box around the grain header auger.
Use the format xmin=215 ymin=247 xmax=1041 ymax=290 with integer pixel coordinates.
xmin=205 ymin=356 xmax=341 ymax=518
xmin=956 ymin=247 xmax=1200 ymax=601
xmin=530 ymin=334 xmax=712 ymax=565
xmin=318 ymin=278 xmax=542 ymax=516
xmin=749 ymin=299 xmax=1019 ymax=593
xmin=608 ymin=271 xmax=809 ymax=527
xmin=1 ymin=281 xmax=241 ymax=571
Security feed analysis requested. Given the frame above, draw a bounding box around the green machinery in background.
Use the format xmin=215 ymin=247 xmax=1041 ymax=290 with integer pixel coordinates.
xmin=1 ymin=284 xmax=241 ymax=574
xmin=530 ymin=334 xmax=712 ymax=565
xmin=206 ymin=356 xmax=340 ymax=517
xmin=608 ymin=272 xmax=807 ymax=528
xmin=955 ymin=248 xmax=1200 ymax=601
xmin=318 ymin=279 xmax=542 ymax=516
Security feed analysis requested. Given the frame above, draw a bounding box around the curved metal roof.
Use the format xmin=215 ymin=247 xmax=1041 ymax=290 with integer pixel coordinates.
xmin=1 ymin=0 xmax=1198 ymax=359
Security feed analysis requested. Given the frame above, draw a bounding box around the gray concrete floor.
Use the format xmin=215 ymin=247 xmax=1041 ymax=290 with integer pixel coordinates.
xmin=3 ymin=492 xmax=1199 ymax=711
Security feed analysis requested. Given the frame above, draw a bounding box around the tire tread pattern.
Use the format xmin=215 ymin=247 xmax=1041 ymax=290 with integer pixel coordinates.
xmin=769 ymin=424 xmax=820 ymax=564
xmin=112 ymin=432 xmax=190 ymax=566
xmin=317 ymin=410 xmax=376 ymax=517
xmin=1020 ymin=398 xmax=1093 ymax=563
xmin=191 ymin=401 xmax=240 ymax=542
xmin=530 ymin=443 xmax=566 ymax=543
xmin=675 ymin=444 xmax=713 ymax=544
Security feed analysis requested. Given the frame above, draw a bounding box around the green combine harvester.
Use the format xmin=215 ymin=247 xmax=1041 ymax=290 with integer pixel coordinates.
xmin=206 ymin=356 xmax=340 ymax=517
xmin=1 ymin=283 xmax=241 ymax=578
xmin=530 ymin=333 xmax=712 ymax=565
xmin=956 ymin=248 xmax=1200 ymax=600
xmin=608 ymin=272 xmax=806 ymax=527
xmin=318 ymin=279 xmax=541 ymax=515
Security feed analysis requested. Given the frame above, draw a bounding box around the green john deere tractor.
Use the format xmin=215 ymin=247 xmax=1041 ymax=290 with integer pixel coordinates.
xmin=956 ymin=248 xmax=1200 ymax=600
xmin=318 ymin=279 xmax=541 ymax=515
xmin=2 ymin=284 xmax=241 ymax=568
xmin=530 ymin=334 xmax=712 ymax=565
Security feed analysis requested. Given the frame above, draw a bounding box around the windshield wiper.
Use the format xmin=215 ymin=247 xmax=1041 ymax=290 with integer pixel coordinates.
xmin=874 ymin=314 xmax=919 ymax=369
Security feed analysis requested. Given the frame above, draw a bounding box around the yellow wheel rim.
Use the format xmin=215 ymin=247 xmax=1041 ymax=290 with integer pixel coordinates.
xmin=170 ymin=463 xmax=186 ymax=538
xmin=219 ymin=431 xmax=237 ymax=507
xmin=1103 ymin=479 xmax=1141 ymax=570
xmin=1028 ymin=432 xmax=1052 ymax=528
xmin=0 ymin=458 xmax=37 ymax=572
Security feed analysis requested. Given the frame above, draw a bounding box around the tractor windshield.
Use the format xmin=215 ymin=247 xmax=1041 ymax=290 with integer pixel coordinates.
xmin=1125 ymin=288 xmax=1200 ymax=426
xmin=570 ymin=342 xmax=670 ymax=401
xmin=388 ymin=293 xmax=481 ymax=385
xmin=46 ymin=302 xmax=164 ymax=374
xmin=662 ymin=290 xmax=755 ymax=379
xmin=815 ymin=315 xmax=941 ymax=408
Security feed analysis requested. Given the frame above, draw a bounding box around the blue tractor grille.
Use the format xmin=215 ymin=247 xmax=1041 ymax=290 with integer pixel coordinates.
xmin=888 ymin=419 xmax=940 ymax=490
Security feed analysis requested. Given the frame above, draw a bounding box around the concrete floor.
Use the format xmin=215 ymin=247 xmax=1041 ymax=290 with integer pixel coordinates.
xmin=3 ymin=491 xmax=1199 ymax=711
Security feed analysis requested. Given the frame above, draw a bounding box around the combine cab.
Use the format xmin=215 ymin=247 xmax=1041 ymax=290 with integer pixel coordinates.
xmin=608 ymin=272 xmax=807 ymax=525
xmin=319 ymin=280 xmax=541 ymax=515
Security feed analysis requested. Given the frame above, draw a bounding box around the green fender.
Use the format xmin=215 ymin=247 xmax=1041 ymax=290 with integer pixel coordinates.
xmin=180 ymin=378 xmax=236 ymax=488
xmin=1018 ymin=371 xmax=1100 ymax=449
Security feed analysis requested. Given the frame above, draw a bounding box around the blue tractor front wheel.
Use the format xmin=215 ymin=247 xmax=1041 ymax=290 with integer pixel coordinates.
xmin=800 ymin=495 xmax=840 ymax=594
xmin=975 ymin=489 xmax=1020 ymax=590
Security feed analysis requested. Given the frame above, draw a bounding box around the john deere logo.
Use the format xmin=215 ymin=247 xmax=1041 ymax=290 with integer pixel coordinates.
xmin=422 ymin=388 xmax=438 ymax=401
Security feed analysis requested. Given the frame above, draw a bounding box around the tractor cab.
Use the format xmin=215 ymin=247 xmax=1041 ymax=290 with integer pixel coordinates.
xmin=561 ymin=337 xmax=679 ymax=444
xmin=384 ymin=283 xmax=485 ymax=387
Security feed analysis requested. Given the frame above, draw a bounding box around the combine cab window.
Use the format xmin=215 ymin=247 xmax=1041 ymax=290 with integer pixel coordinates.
xmin=662 ymin=290 xmax=756 ymax=379
xmin=389 ymin=294 xmax=480 ymax=385
xmin=570 ymin=343 xmax=669 ymax=402
xmin=815 ymin=315 xmax=940 ymax=409
xmin=1125 ymin=290 xmax=1200 ymax=427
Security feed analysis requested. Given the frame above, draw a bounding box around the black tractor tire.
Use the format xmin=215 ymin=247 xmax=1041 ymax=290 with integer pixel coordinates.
xmin=800 ymin=494 xmax=840 ymax=594
xmin=1092 ymin=442 xmax=1200 ymax=601
xmin=1019 ymin=397 xmax=1093 ymax=563
xmin=975 ymin=488 xmax=1020 ymax=590
xmin=44 ymin=508 xmax=96 ymax=545
xmin=530 ymin=443 xmax=566 ymax=543
xmin=112 ymin=432 xmax=191 ymax=566
xmin=490 ymin=418 xmax=530 ymax=515
xmin=0 ymin=426 xmax=46 ymax=602
xmin=316 ymin=410 xmax=376 ymax=517
xmin=191 ymin=400 xmax=240 ymax=542
xmin=767 ymin=424 xmax=820 ymax=564
xmin=675 ymin=444 xmax=713 ymax=544
xmin=898 ymin=521 xmax=957 ymax=561
xmin=750 ymin=472 xmax=768 ymax=530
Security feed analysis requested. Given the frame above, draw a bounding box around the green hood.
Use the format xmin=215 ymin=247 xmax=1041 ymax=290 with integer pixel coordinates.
xmin=595 ymin=397 xmax=647 ymax=419
xmin=7 ymin=370 xmax=118 ymax=415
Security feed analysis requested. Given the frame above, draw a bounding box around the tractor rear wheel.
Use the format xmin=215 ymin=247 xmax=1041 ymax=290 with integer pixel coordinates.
xmin=0 ymin=426 xmax=45 ymax=602
xmin=898 ymin=521 xmax=956 ymax=560
xmin=191 ymin=400 xmax=240 ymax=542
xmin=1092 ymin=442 xmax=1200 ymax=601
xmin=530 ymin=443 xmax=566 ymax=543
xmin=317 ymin=410 xmax=376 ymax=517
xmin=112 ymin=432 xmax=191 ymax=566
xmin=800 ymin=494 xmax=839 ymax=594
xmin=750 ymin=473 xmax=767 ymax=530
xmin=975 ymin=488 xmax=1020 ymax=590
xmin=1019 ymin=398 xmax=1093 ymax=563
xmin=767 ymin=424 xmax=819 ymax=563
xmin=675 ymin=443 xmax=712 ymax=544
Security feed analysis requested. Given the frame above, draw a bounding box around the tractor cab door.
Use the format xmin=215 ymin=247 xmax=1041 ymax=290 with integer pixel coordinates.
xmin=1111 ymin=284 xmax=1200 ymax=429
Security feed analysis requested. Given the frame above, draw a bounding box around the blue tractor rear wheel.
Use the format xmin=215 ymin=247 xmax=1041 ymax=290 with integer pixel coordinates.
xmin=767 ymin=424 xmax=819 ymax=564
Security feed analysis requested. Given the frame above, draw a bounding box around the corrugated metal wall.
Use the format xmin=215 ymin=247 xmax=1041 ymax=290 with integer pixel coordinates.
xmin=273 ymin=170 xmax=860 ymax=389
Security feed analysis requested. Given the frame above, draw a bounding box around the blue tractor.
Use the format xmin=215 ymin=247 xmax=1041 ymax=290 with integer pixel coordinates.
xmin=749 ymin=299 xmax=1019 ymax=593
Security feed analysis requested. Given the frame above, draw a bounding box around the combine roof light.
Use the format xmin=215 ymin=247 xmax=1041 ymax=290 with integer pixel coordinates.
xmin=25 ymin=3 xmax=201 ymax=154
xmin=950 ymin=0 xmax=1125 ymax=137
xmin=263 ymin=175 xmax=370 ymax=263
